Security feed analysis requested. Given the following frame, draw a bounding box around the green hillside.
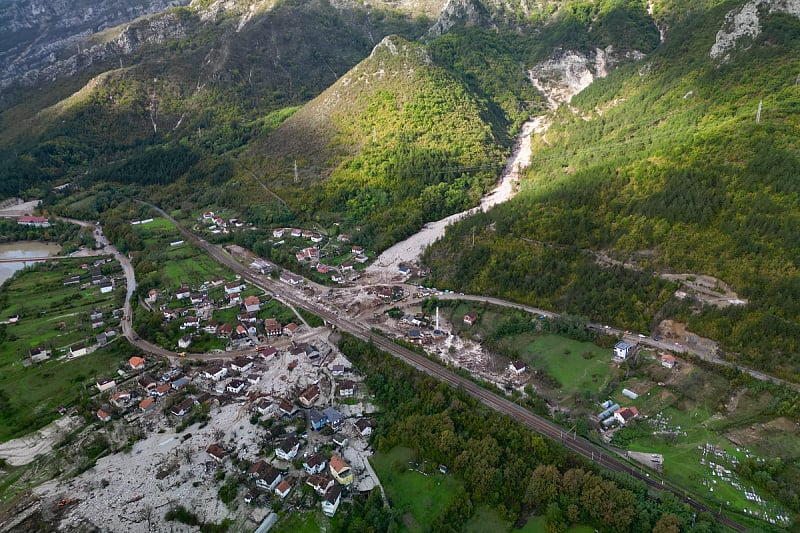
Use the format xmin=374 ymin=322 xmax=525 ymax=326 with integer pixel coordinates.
xmin=424 ymin=4 xmax=800 ymax=380
xmin=240 ymin=35 xmax=509 ymax=249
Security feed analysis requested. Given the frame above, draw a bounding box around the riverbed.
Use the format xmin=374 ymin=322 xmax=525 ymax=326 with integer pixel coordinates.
xmin=368 ymin=115 xmax=549 ymax=271
xmin=0 ymin=241 xmax=62 ymax=286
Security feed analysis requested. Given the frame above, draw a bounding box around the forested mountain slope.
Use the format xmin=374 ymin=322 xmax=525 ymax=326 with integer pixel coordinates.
xmin=425 ymin=0 xmax=800 ymax=380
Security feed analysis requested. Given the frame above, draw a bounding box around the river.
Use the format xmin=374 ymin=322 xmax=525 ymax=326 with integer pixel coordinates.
xmin=368 ymin=115 xmax=549 ymax=271
xmin=0 ymin=241 xmax=62 ymax=286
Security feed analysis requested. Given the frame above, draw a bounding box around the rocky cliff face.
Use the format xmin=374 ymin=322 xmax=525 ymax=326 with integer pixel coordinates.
xmin=0 ymin=0 xmax=191 ymax=91
xmin=528 ymin=47 xmax=644 ymax=109
xmin=710 ymin=0 xmax=800 ymax=62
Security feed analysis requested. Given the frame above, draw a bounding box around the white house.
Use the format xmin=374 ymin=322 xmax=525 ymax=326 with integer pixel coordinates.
xmin=509 ymin=360 xmax=527 ymax=374
xmin=275 ymin=436 xmax=300 ymax=461
xmin=96 ymin=378 xmax=116 ymax=393
xmin=613 ymin=406 xmax=639 ymax=425
xmin=321 ymin=485 xmax=342 ymax=517
xmin=661 ymin=354 xmax=676 ymax=369
xmin=613 ymin=341 xmax=632 ymax=362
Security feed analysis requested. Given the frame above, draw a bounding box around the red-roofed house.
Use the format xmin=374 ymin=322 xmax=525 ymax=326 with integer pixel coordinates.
xmin=661 ymin=354 xmax=676 ymax=369
xmin=243 ymin=296 xmax=261 ymax=313
xmin=129 ymin=356 xmax=146 ymax=370
xmin=463 ymin=312 xmax=479 ymax=326
xmin=96 ymin=409 xmax=111 ymax=422
xmin=274 ymin=480 xmax=292 ymax=499
xmin=614 ymin=406 xmax=640 ymax=426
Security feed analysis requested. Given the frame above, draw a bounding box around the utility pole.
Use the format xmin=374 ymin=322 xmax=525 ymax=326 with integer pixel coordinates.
xmin=294 ymin=160 xmax=299 ymax=184
xmin=756 ymin=100 xmax=762 ymax=124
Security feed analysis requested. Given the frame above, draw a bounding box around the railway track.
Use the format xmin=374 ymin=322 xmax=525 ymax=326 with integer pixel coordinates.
xmin=144 ymin=202 xmax=748 ymax=531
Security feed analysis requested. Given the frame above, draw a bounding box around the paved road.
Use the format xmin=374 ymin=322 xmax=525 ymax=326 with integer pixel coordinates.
xmin=136 ymin=203 xmax=747 ymax=530
xmin=429 ymin=293 xmax=800 ymax=392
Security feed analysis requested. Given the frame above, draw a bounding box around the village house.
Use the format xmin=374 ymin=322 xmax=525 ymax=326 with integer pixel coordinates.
xmin=322 ymin=485 xmax=342 ymax=517
xmin=249 ymin=461 xmax=283 ymax=491
xmin=206 ymin=444 xmax=226 ymax=463
xmin=332 ymin=433 xmax=348 ymax=447
xmin=274 ymin=480 xmax=292 ymax=499
xmin=180 ymin=316 xmax=200 ymax=330
xmin=272 ymin=228 xmax=285 ymax=238
xmin=231 ymin=357 xmax=254 ymax=373
xmin=99 ymin=280 xmax=114 ymax=294
xmin=255 ymin=398 xmax=273 ymax=416
xmin=139 ymin=397 xmax=156 ymax=412
xmin=279 ymin=272 xmax=304 ymax=286
xmin=299 ymin=384 xmax=321 ymax=408
xmin=331 ymin=364 xmax=346 ymax=376
xmin=614 ymin=406 xmax=640 ymax=426
xmin=227 ymin=379 xmax=246 ymax=394
xmin=329 ymin=455 xmax=353 ymax=485
xmin=69 ymin=343 xmax=88 ymax=358
xmin=96 ymin=378 xmax=116 ymax=393
xmin=309 ymin=408 xmax=327 ymax=431
xmin=661 ymin=354 xmax=677 ymax=369
xmin=324 ymin=407 xmax=343 ymax=430
xmin=407 ymin=329 xmax=424 ymax=345
xmin=264 ymin=318 xmax=282 ymax=337
xmin=224 ymin=281 xmax=246 ymax=295
xmin=275 ymin=436 xmax=300 ymax=461
xmin=310 ymin=233 xmax=324 ymax=243
xmin=202 ymin=365 xmax=228 ymax=381
xmin=138 ymin=374 xmax=158 ymax=391
xmin=509 ymin=360 xmax=527 ymax=374
xmin=303 ymin=453 xmax=327 ymax=475
xmin=338 ymin=380 xmax=355 ymax=397
xmin=290 ymin=228 xmax=303 ymax=238
xmin=29 ymin=347 xmax=51 ymax=363
xmin=259 ymin=346 xmax=278 ymax=359
xmin=279 ymin=398 xmax=300 ymax=419
xmin=110 ymin=390 xmax=131 ymax=408
xmin=307 ymin=474 xmax=335 ymax=496
xmin=17 ymin=215 xmax=50 ymax=227
xmin=146 ymin=289 xmax=160 ymax=303
xmin=216 ymin=323 xmax=233 ymax=338
xmin=614 ymin=341 xmax=632 ymax=362
xmin=91 ymin=316 xmax=105 ymax=329
xmin=153 ymin=384 xmax=171 ymax=397
xmin=96 ymin=409 xmax=112 ymax=423
xmin=246 ymin=373 xmax=261 ymax=385
xmin=463 ymin=311 xmax=479 ymax=326
xmin=354 ymin=418 xmax=372 ymax=437
xmin=204 ymin=320 xmax=218 ymax=334
xmin=283 ymin=322 xmax=298 ymax=336
xmin=178 ymin=335 xmax=192 ymax=349
xmin=243 ymin=295 xmax=261 ymax=313
xmin=296 ymin=247 xmax=319 ymax=262
xmin=129 ymin=356 xmax=146 ymax=371
xmin=175 ymin=284 xmax=191 ymax=300
xmin=171 ymin=398 xmax=197 ymax=417
xmin=171 ymin=376 xmax=191 ymax=390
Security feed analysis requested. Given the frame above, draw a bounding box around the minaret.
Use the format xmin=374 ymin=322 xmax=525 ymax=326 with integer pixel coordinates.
xmin=436 ymin=307 xmax=440 ymax=331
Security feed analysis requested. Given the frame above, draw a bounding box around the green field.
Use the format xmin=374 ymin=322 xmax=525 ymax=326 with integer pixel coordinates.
xmin=0 ymin=258 xmax=133 ymax=440
xmin=463 ymin=506 xmax=512 ymax=533
xmin=509 ymin=334 xmax=615 ymax=395
xmin=130 ymin=217 xmax=232 ymax=288
xmin=272 ymin=510 xmax=324 ymax=533
xmin=371 ymin=446 xmax=464 ymax=531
